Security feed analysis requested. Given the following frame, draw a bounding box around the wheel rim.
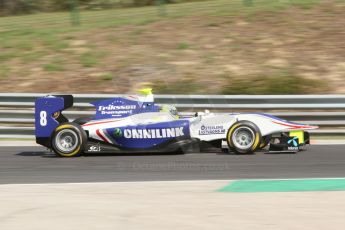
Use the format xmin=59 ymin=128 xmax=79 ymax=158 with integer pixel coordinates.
xmin=232 ymin=127 xmax=255 ymax=150
xmin=54 ymin=129 xmax=79 ymax=153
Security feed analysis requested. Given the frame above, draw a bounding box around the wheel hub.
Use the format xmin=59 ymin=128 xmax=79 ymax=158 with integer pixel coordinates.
xmin=232 ymin=127 xmax=255 ymax=150
xmin=55 ymin=129 xmax=78 ymax=153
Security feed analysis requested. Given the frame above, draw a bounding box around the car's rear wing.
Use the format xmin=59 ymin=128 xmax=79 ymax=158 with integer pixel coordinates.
xmin=35 ymin=95 xmax=73 ymax=147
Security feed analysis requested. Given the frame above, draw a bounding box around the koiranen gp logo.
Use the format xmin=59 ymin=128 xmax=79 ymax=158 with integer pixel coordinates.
xmin=124 ymin=127 xmax=184 ymax=139
xmin=199 ymin=125 xmax=225 ymax=135
xmin=113 ymin=128 xmax=122 ymax=137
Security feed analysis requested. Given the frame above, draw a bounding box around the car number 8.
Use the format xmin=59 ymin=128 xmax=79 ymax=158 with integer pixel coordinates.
xmin=40 ymin=111 xmax=47 ymax=126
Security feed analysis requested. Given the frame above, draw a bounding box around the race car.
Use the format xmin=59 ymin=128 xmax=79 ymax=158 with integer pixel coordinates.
xmin=35 ymin=89 xmax=318 ymax=157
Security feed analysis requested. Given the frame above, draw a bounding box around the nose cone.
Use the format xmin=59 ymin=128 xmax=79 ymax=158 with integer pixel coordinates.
xmin=271 ymin=120 xmax=319 ymax=130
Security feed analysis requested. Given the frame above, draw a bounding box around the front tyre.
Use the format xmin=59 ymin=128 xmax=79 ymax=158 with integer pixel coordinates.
xmin=226 ymin=121 xmax=261 ymax=154
xmin=52 ymin=122 xmax=87 ymax=157
xmin=259 ymin=135 xmax=271 ymax=149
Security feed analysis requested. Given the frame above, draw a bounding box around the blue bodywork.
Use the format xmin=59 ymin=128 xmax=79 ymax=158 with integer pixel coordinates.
xmin=35 ymin=96 xmax=66 ymax=138
xmin=35 ymin=95 xmax=160 ymax=138
xmin=35 ymin=95 xmax=188 ymax=151
xmin=91 ymin=97 xmax=160 ymax=120
xmin=104 ymin=120 xmax=190 ymax=149
xmin=91 ymin=97 xmax=190 ymax=149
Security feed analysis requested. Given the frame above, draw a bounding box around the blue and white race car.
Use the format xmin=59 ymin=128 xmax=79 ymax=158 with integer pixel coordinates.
xmin=35 ymin=89 xmax=318 ymax=157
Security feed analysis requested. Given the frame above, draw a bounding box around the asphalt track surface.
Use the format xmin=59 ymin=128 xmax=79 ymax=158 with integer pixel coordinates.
xmin=0 ymin=145 xmax=344 ymax=184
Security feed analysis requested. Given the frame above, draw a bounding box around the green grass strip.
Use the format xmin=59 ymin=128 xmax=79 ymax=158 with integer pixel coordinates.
xmin=218 ymin=179 xmax=345 ymax=193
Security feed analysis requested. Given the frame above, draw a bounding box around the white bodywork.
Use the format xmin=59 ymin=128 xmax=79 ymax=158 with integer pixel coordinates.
xmin=83 ymin=110 xmax=317 ymax=143
xmin=189 ymin=112 xmax=317 ymax=141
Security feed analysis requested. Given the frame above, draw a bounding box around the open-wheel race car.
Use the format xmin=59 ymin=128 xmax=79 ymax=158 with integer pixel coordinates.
xmin=35 ymin=89 xmax=318 ymax=157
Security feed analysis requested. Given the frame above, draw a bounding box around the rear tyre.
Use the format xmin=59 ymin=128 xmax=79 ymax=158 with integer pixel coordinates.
xmin=51 ymin=122 xmax=87 ymax=157
xmin=226 ymin=121 xmax=261 ymax=154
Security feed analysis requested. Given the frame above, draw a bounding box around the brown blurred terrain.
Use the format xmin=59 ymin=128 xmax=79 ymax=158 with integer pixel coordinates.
xmin=0 ymin=0 xmax=344 ymax=94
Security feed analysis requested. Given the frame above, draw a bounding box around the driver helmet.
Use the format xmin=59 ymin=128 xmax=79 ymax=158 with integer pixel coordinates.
xmin=160 ymin=105 xmax=179 ymax=119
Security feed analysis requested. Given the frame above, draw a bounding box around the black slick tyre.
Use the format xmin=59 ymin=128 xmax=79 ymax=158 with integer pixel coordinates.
xmin=226 ymin=121 xmax=261 ymax=154
xmin=259 ymin=135 xmax=271 ymax=149
xmin=51 ymin=122 xmax=87 ymax=157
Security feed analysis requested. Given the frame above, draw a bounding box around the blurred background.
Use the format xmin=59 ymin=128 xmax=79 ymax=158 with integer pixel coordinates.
xmin=0 ymin=0 xmax=343 ymax=94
